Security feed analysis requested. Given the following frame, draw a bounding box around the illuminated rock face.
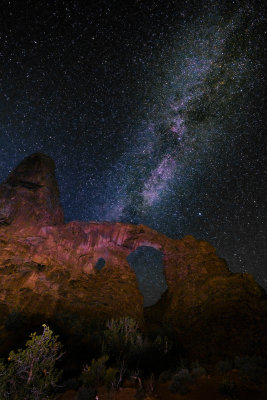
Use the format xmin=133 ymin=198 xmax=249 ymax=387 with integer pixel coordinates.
xmin=0 ymin=153 xmax=64 ymax=230
xmin=0 ymin=153 xmax=266 ymax=359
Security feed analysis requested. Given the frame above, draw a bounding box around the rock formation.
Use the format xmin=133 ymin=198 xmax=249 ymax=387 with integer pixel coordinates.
xmin=0 ymin=153 xmax=266 ymax=360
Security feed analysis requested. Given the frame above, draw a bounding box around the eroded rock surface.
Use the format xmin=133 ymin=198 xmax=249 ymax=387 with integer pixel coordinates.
xmin=0 ymin=153 xmax=64 ymax=229
xmin=0 ymin=153 xmax=266 ymax=359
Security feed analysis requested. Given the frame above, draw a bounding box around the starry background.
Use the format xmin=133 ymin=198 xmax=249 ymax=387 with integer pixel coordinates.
xmin=0 ymin=0 xmax=266 ymax=302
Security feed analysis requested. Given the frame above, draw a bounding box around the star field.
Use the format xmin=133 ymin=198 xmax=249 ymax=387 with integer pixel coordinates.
xmin=0 ymin=0 xmax=266 ymax=298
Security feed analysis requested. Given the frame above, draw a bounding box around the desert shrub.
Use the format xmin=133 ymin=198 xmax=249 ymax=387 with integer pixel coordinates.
xmin=129 ymin=338 xmax=163 ymax=373
xmin=151 ymin=335 xmax=173 ymax=369
xmin=81 ymin=355 xmax=108 ymax=387
xmin=147 ymin=324 xmax=185 ymax=367
xmin=168 ymin=368 xmax=192 ymax=394
xmin=130 ymin=334 xmax=177 ymax=374
xmin=106 ymin=317 xmax=141 ymax=345
xmin=190 ymin=360 xmax=207 ymax=377
xmin=104 ymin=367 xmax=118 ymax=389
xmin=240 ymin=362 xmax=265 ymax=384
xmin=102 ymin=318 xmax=178 ymax=373
xmin=216 ymin=359 xmax=233 ymax=374
xmin=173 ymin=368 xmax=193 ymax=383
xmin=102 ymin=317 xmax=142 ymax=359
xmin=0 ymin=324 xmax=63 ymax=400
xmin=159 ymin=369 xmax=172 ymax=383
xmin=219 ymin=380 xmax=238 ymax=397
xmin=191 ymin=366 xmax=207 ymax=378
xmin=77 ymin=385 xmax=96 ymax=400
xmin=102 ymin=317 xmax=154 ymax=373
xmin=168 ymin=379 xmax=180 ymax=393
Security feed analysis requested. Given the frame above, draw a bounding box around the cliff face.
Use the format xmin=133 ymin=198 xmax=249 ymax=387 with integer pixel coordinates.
xmin=0 ymin=153 xmax=64 ymax=230
xmin=0 ymin=153 xmax=266 ymax=359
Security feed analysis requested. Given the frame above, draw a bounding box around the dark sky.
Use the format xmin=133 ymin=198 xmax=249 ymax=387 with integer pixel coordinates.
xmin=0 ymin=0 xmax=266 ymax=298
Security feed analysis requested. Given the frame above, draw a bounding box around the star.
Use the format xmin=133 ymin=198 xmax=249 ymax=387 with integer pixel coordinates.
xmin=0 ymin=0 xmax=265 ymax=303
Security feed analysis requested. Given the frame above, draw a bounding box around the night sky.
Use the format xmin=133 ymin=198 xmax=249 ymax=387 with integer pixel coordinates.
xmin=1 ymin=0 xmax=266 ymax=298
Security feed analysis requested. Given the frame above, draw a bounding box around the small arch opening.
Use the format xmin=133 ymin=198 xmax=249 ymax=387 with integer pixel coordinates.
xmin=127 ymin=246 xmax=167 ymax=307
xmin=95 ymin=257 xmax=105 ymax=271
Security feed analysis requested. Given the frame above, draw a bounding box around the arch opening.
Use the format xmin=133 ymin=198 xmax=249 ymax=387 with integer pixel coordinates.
xmin=127 ymin=246 xmax=167 ymax=307
xmin=95 ymin=257 xmax=105 ymax=271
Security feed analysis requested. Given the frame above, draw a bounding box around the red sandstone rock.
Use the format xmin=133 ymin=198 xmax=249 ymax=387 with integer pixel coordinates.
xmin=0 ymin=153 xmax=64 ymax=231
xmin=0 ymin=153 xmax=266 ymax=360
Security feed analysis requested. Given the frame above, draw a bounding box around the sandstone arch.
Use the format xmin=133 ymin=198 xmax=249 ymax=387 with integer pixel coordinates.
xmin=1 ymin=153 xmax=266 ymax=360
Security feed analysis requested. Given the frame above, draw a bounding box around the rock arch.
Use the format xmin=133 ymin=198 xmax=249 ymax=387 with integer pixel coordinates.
xmin=1 ymin=154 xmax=266 ymax=360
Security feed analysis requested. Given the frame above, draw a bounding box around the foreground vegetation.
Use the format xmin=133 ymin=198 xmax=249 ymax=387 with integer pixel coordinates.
xmin=0 ymin=318 xmax=266 ymax=399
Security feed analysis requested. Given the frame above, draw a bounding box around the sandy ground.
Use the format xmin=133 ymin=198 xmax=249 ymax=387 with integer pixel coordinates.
xmin=57 ymin=373 xmax=267 ymax=400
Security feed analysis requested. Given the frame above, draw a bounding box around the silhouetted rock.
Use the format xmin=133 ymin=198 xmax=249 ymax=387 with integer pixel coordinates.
xmin=0 ymin=153 xmax=266 ymax=361
xmin=0 ymin=153 xmax=64 ymax=230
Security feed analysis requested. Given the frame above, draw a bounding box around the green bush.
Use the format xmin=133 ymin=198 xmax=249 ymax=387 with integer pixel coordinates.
xmin=106 ymin=317 xmax=140 ymax=344
xmin=0 ymin=324 xmax=63 ymax=400
xmin=191 ymin=366 xmax=207 ymax=378
xmin=102 ymin=317 xmax=142 ymax=359
xmin=168 ymin=368 xmax=192 ymax=395
xmin=104 ymin=367 xmax=118 ymax=389
xmin=173 ymin=368 xmax=193 ymax=383
xmin=81 ymin=355 xmax=108 ymax=387
xmin=102 ymin=318 xmax=177 ymax=374
xmin=190 ymin=360 xmax=207 ymax=378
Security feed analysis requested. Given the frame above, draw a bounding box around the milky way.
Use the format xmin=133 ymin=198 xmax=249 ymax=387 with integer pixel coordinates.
xmin=0 ymin=0 xmax=266 ymax=299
